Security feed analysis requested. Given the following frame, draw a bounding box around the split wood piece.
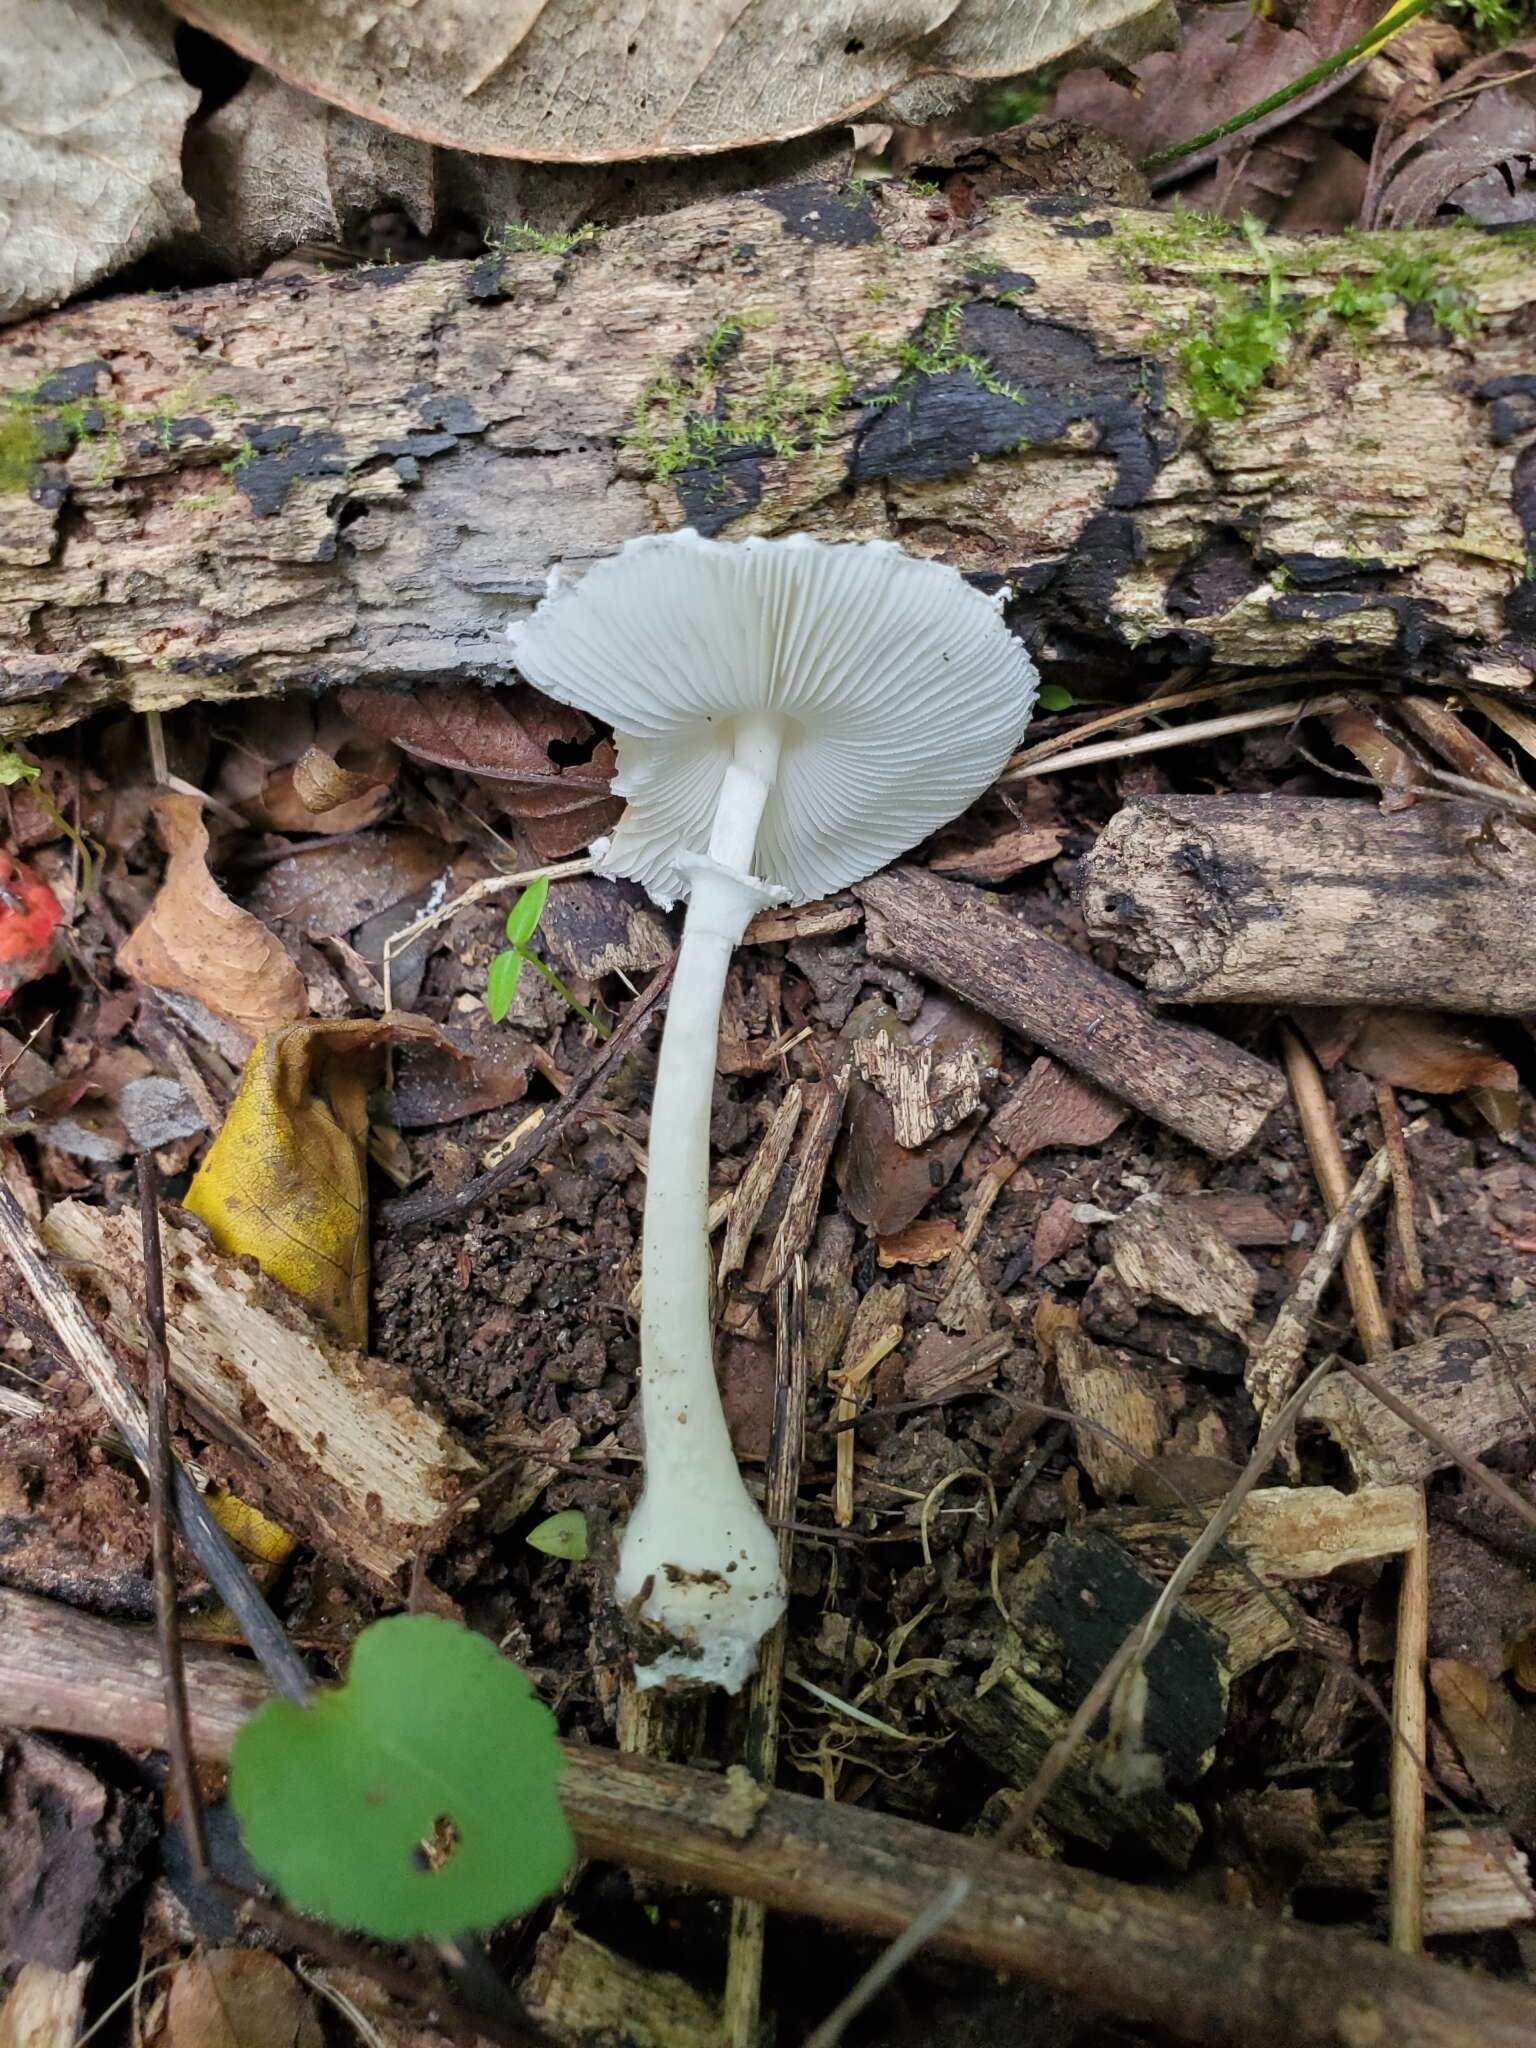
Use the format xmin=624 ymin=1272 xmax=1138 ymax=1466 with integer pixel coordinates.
xmin=761 ymin=1071 xmax=847 ymax=1291
xmin=1391 ymin=1493 xmax=1431 ymax=1956
xmin=1080 ymin=796 xmax=1536 ymax=1015
xmin=0 ymin=1964 xmax=88 ymax=2048
xmin=1301 ymin=1820 xmax=1535 ymax=1938
xmin=8 ymin=199 xmax=1536 ymax=746
xmin=715 ymin=1081 xmax=803 ymax=1308
xmin=723 ymin=1262 xmax=807 ymax=2048
xmin=1034 ymin=1297 xmax=1165 ymax=1501
xmin=1394 ymin=696 xmax=1533 ymax=806
xmin=525 ymin=1913 xmax=719 ymax=2048
xmin=40 ymin=1199 xmax=475 ymax=1592
xmin=9 ymin=1589 xmax=1536 ymax=2048
xmin=856 ymin=868 xmax=1284 ymax=1160
xmin=831 ymin=1283 xmax=905 ymax=1528
xmin=1308 ymin=1306 xmax=1536 ymax=1486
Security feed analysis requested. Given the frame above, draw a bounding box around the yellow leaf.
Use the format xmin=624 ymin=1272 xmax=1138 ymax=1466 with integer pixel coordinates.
xmin=185 ymin=1016 xmax=445 ymax=1346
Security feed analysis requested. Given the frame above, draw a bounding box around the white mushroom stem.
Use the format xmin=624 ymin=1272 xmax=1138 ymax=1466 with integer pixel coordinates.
xmin=616 ymin=712 xmax=789 ymax=1690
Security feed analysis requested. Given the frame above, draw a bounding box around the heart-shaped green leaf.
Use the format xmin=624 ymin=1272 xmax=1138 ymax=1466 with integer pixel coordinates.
xmin=503 ymin=874 xmax=550 ymax=949
xmin=229 ymin=1614 xmax=573 ymax=1940
xmin=485 ymin=946 xmax=525 ymax=1023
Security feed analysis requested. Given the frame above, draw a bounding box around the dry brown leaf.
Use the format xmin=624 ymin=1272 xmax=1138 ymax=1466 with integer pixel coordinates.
xmin=184 ymin=69 xmax=435 ymax=273
xmin=1430 ymin=1659 xmax=1536 ymax=1839
xmin=1365 ymin=41 xmax=1536 ymax=228
xmin=161 ymin=1949 xmax=323 ymax=2048
xmin=0 ymin=0 xmax=197 ymax=323
xmin=993 ymin=1054 xmax=1127 ymax=1160
xmin=1340 ymin=1007 xmax=1519 ymax=1095
xmin=117 ymin=795 xmax=307 ymax=1041
xmin=163 ymin=0 xmax=1163 ymax=162
xmin=246 ymin=829 xmax=450 ymax=941
xmin=1056 ymin=0 xmax=1379 ymax=225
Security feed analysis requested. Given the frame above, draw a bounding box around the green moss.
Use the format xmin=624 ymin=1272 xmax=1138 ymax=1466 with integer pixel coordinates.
xmin=625 ymin=312 xmax=854 ymax=486
xmin=493 ymin=220 xmax=600 ymax=257
xmin=1113 ymin=203 xmax=1242 ymax=273
xmin=887 ymin=301 xmax=1028 ymax=406
xmin=0 ymin=409 xmax=48 ymax=493
xmin=222 ymin=436 xmax=258 ymax=476
xmin=1169 ymin=216 xmax=1484 ymax=421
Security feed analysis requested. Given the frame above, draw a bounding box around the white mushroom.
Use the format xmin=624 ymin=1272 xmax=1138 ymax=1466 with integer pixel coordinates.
xmin=508 ymin=531 xmax=1037 ymax=1689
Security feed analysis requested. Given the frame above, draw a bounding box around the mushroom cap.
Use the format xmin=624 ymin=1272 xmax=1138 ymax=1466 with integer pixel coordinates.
xmin=507 ymin=530 xmax=1037 ymax=908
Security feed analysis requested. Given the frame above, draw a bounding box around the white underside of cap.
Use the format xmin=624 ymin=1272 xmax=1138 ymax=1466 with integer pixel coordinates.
xmin=507 ymin=531 xmax=1038 ymax=909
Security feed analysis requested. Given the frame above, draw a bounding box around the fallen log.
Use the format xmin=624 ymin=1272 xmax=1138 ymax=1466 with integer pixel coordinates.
xmin=3 ymin=1586 xmax=1536 ymax=2048
xmin=3 ymin=164 xmax=1535 ymax=738
xmin=1080 ymin=795 xmax=1536 ymax=1014
xmin=856 ymin=865 xmax=1284 ymax=1156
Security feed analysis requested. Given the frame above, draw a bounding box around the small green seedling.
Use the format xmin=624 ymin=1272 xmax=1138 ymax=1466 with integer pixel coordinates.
xmin=527 ymin=1508 xmax=588 ymax=1561
xmin=229 ymin=1613 xmax=573 ymax=1941
xmin=0 ymin=748 xmax=39 ymax=787
xmin=486 ymin=875 xmax=610 ymax=1037
xmin=1036 ymin=685 xmax=1076 ymax=714
xmin=0 ymin=745 xmax=95 ymax=900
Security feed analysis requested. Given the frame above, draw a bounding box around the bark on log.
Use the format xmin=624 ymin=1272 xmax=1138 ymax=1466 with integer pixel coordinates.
xmin=5 ymin=1586 xmax=1536 ymax=2048
xmin=1080 ymin=795 xmax=1536 ymax=1014
xmin=3 ymin=179 xmax=1535 ymax=737
xmin=856 ymin=865 xmax=1285 ymax=1156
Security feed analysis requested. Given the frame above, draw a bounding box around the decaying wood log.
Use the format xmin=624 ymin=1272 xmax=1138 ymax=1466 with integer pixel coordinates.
xmin=3 ymin=178 xmax=1535 ymax=738
xmin=857 ymin=866 xmax=1284 ymax=1157
xmin=1308 ymin=1307 xmax=1536 ymax=1487
xmin=1081 ymin=796 xmax=1536 ymax=1014
xmin=39 ymin=1199 xmax=474 ymax=1590
xmin=7 ymin=1586 xmax=1536 ymax=2048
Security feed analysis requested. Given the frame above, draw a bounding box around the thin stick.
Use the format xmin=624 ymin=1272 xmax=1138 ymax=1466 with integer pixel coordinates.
xmin=379 ymin=958 xmax=672 ymax=1230
xmin=1391 ymin=1490 xmax=1430 ymax=1954
xmin=1280 ymin=1025 xmax=1393 ymax=1357
xmin=723 ymin=1258 xmax=807 ymax=2048
xmin=137 ymin=1156 xmax=208 ymax=1881
xmin=381 ymin=856 xmax=593 ymax=1011
xmin=1004 ymin=675 xmax=1313 ymax=771
xmin=14 ymin=1588 xmax=1536 ymax=2048
xmin=1376 ymin=1082 xmax=1426 ymax=1298
xmin=0 ymin=1178 xmax=311 ymax=1703
xmin=1001 ymin=694 xmax=1350 ymax=783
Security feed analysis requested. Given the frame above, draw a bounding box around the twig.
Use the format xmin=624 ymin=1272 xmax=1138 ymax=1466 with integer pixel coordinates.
xmin=723 ymin=1258 xmax=807 ymax=2048
xmin=1376 ymin=1082 xmax=1426 ymax=1299
xmin=1391 ymin=1492 xmax=1430 ymax=1955
xmin=1246 ymin=1137 xmax=1398 ymax=1432
xmin=0 ymin=1179 xmax=311 ymax=1703
xmin=1001 ymin=694 xmax=1350 ymax=784
xmin=137 ymin=1155 xmax=208 ymax=1882
xmin=1280 ymin=1025 xmax=1394 ymax=1357
xmin=12 ymin=1585 xmax=1536 ymax=2048
xmin=378 ymin=958 xmax=672 ymax=1230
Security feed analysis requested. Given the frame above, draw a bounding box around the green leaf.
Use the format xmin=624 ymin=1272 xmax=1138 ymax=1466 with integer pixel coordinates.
xmin=485 ymin=948 xmax=524 ymax=1023
xmin=526 ymin=1509 xmax=588 ymax=1561
xmin=0 ymin=748 xmax=40 ymax=787
xmin=1037 ymin=684 xmax=1075 ymax=713
xmin=229 ymin=1614 xmax=574 ymax=1941
xmin=504 ymin=874 xmax=550 ymax=949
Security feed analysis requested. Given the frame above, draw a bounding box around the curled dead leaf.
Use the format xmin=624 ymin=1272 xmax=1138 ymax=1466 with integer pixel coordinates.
xmin=117 ymin=795 xmax=307 ymax=1041
xmin=185 ymin=1014 xmax=450 ymax=1344
xmin=162 ymin=1947 xmax=323 ymax=2048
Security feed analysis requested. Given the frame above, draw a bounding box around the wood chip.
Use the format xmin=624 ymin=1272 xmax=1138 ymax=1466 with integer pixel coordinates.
xmin=1035 ymin=1296 xmax=1164 ymax=1500
xmin=849 ymin=1033 xmax=990 ymax=1149
xmin=992 ymin=1055 xmax=1128 ymax=1160
xmin=876 ymin=1218 xmax=959 ymax=1268
xmin=903 ymin=1328 xmax=1014 ymax=1404
xmin=1105 ymin=1195 xmax=1258 ymax=1340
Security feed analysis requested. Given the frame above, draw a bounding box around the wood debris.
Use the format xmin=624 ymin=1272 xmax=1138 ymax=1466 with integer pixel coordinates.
xmin=1103 ymin=1195 xmax=1257 ymax=1340
xmin=1035 ymin=1296 xmax=1165 ymax=1500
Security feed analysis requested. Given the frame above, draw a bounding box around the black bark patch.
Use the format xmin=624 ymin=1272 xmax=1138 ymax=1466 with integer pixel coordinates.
xmin=1268 ymin=588 xmax=1448 ymax=661
xmin=966 ymin=268 xmax=1036 ymax=298
xmin=234 ymin=424 xmax=347 ymax=517
xmin=849 ymin=302 xmax=1168 ymax=506
xmin=1479 ymin=372 xmax=1536 ymax=445
xmin=674 ymin=447 xmax=765 ymax=535
xmin=336 ymin=262 xmax=415 ymax=290
xmin=466 ymin=253 xmax=510 ymax=303
xmin=376 ymin=431 xmax=460 ymax=460
xmin=761 ymin=181 xmax=879 ymax=245
xmin=1054 ymin=219 xmax=1113 ymax=238
xmin=1273 ymin=551 xmax=1389 ymax=587
xmin=417 ymin=392 xmax=485 ymax=436
xmin=1027 ymin=193 xmax=1097 ymax=216
xmin=1166 ymin=534 xmax=1262 ymax=619
xmin=33 ymin=360 xmax=110 ymax=403
xmin=136 ymin=415 xmax=213 ymax=456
